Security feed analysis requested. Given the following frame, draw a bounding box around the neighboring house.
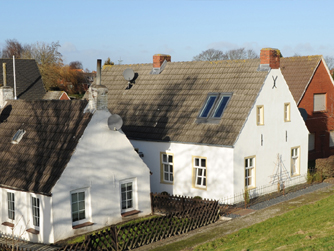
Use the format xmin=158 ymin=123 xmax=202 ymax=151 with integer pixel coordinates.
xmin=0 ymin=59 xmax=46 ymax=100
xmin=43 ymin=91 xmax=70 ymax=100
xmin=0 ymin=84 xmax=151 ymax=244
xmin=97 ymin=48 xmax=309 ymax=202
xmin=281 ymin=56 xmax=334 ymax=160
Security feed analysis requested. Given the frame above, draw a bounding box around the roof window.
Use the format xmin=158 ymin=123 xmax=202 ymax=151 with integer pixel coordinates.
xmin=197 ymin=93 xmax=232 ymax=123
xmin=11 ymin=129 xmax=26 ymax=144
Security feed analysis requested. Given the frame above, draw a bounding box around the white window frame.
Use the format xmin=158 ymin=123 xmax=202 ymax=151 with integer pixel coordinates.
xmin=284 ymin=103 xmax=291 ymax=122
xmin=31 ymin=196 xmax=40 ymax=229
xmin=257 ymin=105 xmax=264 ymax=125
xmin=309 ymin=133 xmax=315 ymax=151
xmin=330 ymin=131 xmax=334 ymax=147
xmin=120 ymin=178 xmax=137 ymax=213
xmin=70 ymin=188 xmax=91 ymax=226
xmin=314 ymin=93 xmax=326 ymax=112
xmin=245 ymin=156 xmax=256 ymax=189
xmin=291 ymin=147 xmax=300 ymax=176
xmin=161 ymin=152 xmax=174 ymax=184
xmin=193 ymin=157 xmax=207 ymax=189
xmin=7 ymin=192 xmax=15 ymax=221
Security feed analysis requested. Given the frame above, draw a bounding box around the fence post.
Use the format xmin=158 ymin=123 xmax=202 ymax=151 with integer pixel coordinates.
xmin=112 ymin=225 xmax=119 ymax=251
xmin=150 ymin=192 xmax=154 ymax=214
xmin=182 ymin=196 xmax=185 ymax=211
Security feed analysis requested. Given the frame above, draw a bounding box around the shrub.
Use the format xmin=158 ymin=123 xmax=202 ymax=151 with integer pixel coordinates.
xmin=244 ymin=188 xmax=250 ymax=207
xmin=194 ymin=196 xmax=202 ymax=200
xmin=161 ymin=191 xmax=169 ymax=196
xmin=307 ymin=171 xmax=313 ymax=184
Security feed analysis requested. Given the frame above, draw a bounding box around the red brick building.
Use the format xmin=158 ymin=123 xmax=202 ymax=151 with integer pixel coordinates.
xmin=281 ymin=56 xmax=334 ymax=160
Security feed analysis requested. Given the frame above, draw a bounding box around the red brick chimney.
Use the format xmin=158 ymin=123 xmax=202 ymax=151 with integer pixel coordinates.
xmin=260 ymin=48 xmax=280 ymax=69
xmin=153 ymin=54 xmax=171 ymax=68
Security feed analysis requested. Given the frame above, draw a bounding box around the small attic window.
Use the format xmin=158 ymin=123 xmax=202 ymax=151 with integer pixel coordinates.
xmin=197 ymin=93 xmax=232 ymax=124
xmin=11 ymin=129 xmax=26 ymax=144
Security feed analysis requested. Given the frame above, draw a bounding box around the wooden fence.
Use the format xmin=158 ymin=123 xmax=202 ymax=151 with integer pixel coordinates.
xmin=0 ymin=243 xmax=34 ymax=251
xmin=59 ymin=194 xmax=220 ymax=251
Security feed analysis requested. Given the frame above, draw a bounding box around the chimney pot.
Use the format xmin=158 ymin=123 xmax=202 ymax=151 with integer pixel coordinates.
xmin=260 ymin=48 xmax=280 ymax=69
xmin=153 ymin=54 xmax=171 ymax=68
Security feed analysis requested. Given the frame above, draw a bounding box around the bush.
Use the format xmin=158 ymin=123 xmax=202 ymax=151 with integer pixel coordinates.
xmin=307 ymin=172 xmax=313 ymax=184
xmin=194 ymin=196 xmax=202 ymax=200
xmin=244 ymin=188 xmax=250 ymax=207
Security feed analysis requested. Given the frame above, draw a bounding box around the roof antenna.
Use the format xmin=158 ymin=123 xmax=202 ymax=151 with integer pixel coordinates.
xmin=13 ymin=56 xmax=17 ymax=100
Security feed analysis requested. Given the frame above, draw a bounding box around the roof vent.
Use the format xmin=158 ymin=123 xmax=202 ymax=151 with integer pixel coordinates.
xmin=11 ymin=129 xmax=26 ymax=144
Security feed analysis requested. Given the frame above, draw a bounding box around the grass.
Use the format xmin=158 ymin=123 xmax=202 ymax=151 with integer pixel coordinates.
xmin=194 ymin=194 xmax=334 ymax=251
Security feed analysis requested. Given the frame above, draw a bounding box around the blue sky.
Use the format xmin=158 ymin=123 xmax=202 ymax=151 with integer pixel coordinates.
xmin=1 ymin=0 xmax=333 ymax=71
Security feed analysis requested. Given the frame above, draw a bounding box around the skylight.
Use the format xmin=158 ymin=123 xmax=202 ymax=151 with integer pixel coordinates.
xmin=197 ymin=93 xmax=232 ymax=123
xmin=11 ymin=129 xmax=26 ymax=144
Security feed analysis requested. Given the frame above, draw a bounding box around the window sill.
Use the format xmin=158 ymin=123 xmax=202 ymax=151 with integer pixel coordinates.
xmin=2 ymin=222 xmax=14 ymax=228
xmin=26 ymin=228 xmax=39 ymax=235
xmin=72 ymin=222 xmax=94 ymax=229
xmin=193 ymin=186 xmax=207 ymax=191
xmin=246 ymin=186 xmax=256 ymax=191
xmin=160 ymin=181 xmax=174 ymax=185
xmin=121 ymin=210 xmax=140 ymax=218
xmin=291 ymin=174 xmax=300 ymax=178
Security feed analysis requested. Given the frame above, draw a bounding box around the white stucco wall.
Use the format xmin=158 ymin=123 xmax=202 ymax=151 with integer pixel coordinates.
xmin=0 ymin=188 xmax=53 ymax=244
xmin=50 ymin=110 xmax=151 ymax=243
xmin=130 ymin=140 xmax=234 ymax=200
xmin=233 ymin=69 xmax=309 ymax=198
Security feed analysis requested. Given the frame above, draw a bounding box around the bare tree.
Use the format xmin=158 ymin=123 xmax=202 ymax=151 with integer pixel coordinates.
xmin=22 ymin=41 xmax=63 ymax=90
xmin=1 ymin=39 xmax=26 ymax=58
xmin=225 ymin=48 xmax=259 ymax=60
xmin=192 ymin=49 xmax=227 ymax=61
xmin=69 ymin=61 xmax=83 ymax=69
xmin=324 ymin=56 xmax=334 ymax=70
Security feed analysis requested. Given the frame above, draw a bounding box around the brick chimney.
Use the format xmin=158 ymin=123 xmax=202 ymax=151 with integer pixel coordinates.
xmin=153 ymin=54 xmax=171 ymax=68
xmin=260 ymin=48 xmax=280 ymax=69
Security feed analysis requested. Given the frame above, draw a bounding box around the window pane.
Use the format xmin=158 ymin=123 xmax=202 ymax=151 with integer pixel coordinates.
xmin=249 ymin=158 xmax=253 ymax=167
xmin=164 ymin=164 xmax=168 ymax=171
xmin=121 ymin=184 xmax=126 ymax=192
xmin=213 ymin=96 xmax=230 ymax=118
xmin=79 ymin=211 xmax=85 ymax=220
xmin=127 ymin=183 xmax=132 ymax=191
xmin=195 ymin=158 xmax=199 ymax=166
xmin=127 ymin=200 xmax=132 ymax=208
xmin=165 ymin=173 xmax=168 ymax=180
xmin=203 ymin=178 xmax=206 ymax=186
xmin=198 ymin=168 xmax=202 ymax=176
xmin=170 ymin=165 xmax=173 ymax=172
xmin=168 ymin=155 xmax=173 ymax=163
xmin=197 ymin=177 xmax=202 ymax=185
xmin=201 ymin=159 xmax=206 ymax=167
xmin=72 ymin=202 xmax=78 ymax=212
xmin=122 ymin=201 xmax=126 ymax=209
xmin=163 ymin=154 xmax=167 ymax=162
xmin=78 ymin=192 xmax=85 ymax=201
xmin=127 ymin=191 xmax=132 ymax=200
xmin=122 ymin=192 xmax=126 ymax=201
xmin=79 ymin=201 xmax=85 ymax=210
xmin=200 ymin=96 xmax=217 ymax=117
xmin=170 ymin=174 xmax=173 ymax=181
xmin=71 ymin=194 xmax=77 ymax=203
xmin=72 ymin=213 xmax=78 ymax=222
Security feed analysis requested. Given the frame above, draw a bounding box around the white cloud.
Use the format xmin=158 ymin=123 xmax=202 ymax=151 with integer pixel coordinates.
xmin=59 ymin=42 xmax=78 ymax=54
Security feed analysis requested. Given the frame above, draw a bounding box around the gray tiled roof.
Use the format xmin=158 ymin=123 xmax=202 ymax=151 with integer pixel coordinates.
xmin=280 ymin=56 xmax=322 ymax=104
xmin=0 ymin=100 xmax=92 ymax=195
xmin=0 ymin=59 xmax=46 ymax=100
xmin=101 ymin=59 xmax=268 ymax=146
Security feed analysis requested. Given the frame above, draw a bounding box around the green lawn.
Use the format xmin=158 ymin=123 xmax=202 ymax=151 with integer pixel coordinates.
xmin=195 ymin=194 xmax=334 ymax=251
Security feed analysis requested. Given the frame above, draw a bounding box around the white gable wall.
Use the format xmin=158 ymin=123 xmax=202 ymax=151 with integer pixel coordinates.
xmin=51 ymin=110 xmax=151 ymax=243
xmin=131 ymin=140 xmax=235 ymax=200
xmin=0 ymin=188 xmax=53 ymax=244
xmin=233 ymin=69 xmax=309 ymax=198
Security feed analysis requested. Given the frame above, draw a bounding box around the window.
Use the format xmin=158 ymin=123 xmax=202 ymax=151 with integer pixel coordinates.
xmin=197 ymin=93 xmax=231 ymax=122
xmin=161 ymin=153 xmax=173 ymax=184
xmin=284 ymin=103 xmax=290 ymax=122
xmin=291 ymin=147 xmax=300 ymax=176
xmin=193 ymin=157 xmax=207 ymax=189
xmin=309 ymin=133 xmax=315 ymax=151
xmin=314 ymin=94 xmax=326 ymax=112
xmin=7 ymin=192 xmax=15 ymax=220
xmin=71 ymin=191 xmax=85 ymax=223
xmin=245 ymin=157 xmax=255 ymax=188
xmin=121 ymin=181 xmax=135 ymax=212
xmin=330 ymin=131 xmax=334 ymax=147
xmin=257 ymin=105 xmax=264 ymax=125
xmin=32 ymin=197 xmax=40 ymax=227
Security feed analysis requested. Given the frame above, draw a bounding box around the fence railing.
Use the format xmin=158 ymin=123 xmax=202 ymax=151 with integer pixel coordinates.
xmin=220 ymin=174 xmax=307 ymax=205
xmin=59 ymin=194 xmax=220 ymax=251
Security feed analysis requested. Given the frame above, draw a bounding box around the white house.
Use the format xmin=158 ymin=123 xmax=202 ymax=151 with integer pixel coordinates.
xmin=99 ymin=48 xmax=309 ymax=203
xmin=0 ymin=81 xmax=151 ymax=244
